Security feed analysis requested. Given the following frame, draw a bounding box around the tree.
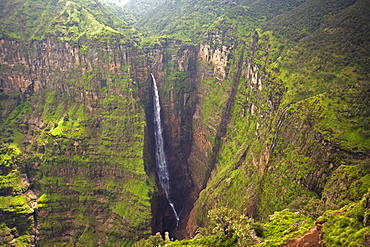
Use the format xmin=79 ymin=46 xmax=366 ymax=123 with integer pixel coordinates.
xmin=200 ymin=206 xmax=262 ymax=247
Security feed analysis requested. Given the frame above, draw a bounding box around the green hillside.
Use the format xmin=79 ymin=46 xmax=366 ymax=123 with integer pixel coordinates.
xmin=1 ymin=0 xmax=370 ymax=246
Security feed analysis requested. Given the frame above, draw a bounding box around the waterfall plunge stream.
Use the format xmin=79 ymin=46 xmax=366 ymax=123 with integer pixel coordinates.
xmin=151 ymin=73 xmax=180 ymax=229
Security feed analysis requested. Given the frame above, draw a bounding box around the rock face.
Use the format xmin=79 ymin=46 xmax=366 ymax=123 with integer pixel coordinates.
xmin=281 ymin=225 xmax=323 ymax=247
xmin=143 ymin=39 xmax=198 ymax=238
xmin=198 ymin=43 xmax=231 ymax=80
xmin=0 ymin=18 xmax=152 ymax=247
xmin=0 ymin=38 xmax=140 ymax=94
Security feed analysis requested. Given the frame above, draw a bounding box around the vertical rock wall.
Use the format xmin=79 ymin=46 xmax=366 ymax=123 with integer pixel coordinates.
xmin=0 ymin=36 xmax=153 ymax=246
xmin=143 ymin=39 xmax=198 ymax=238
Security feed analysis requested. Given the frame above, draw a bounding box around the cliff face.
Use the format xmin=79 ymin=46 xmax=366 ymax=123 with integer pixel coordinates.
xmin=142 ymin=39 xmax=198 ymax=237
xmin=0 ymin=1 xmax=154 ymax=245
xmin=0 ymin=35 xmax=153 ymax=246
xmin=0 ymin=38 xmax=141 ymax=93
xmin=166 ymin=0 xmax=370 ymax=239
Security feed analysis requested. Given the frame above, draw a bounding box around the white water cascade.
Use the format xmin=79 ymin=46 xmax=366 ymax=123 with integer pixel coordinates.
xmin=270 ymin=106 xmax=289 ymax=155
xmin=151 ymin=73 xmax=180 ymax=229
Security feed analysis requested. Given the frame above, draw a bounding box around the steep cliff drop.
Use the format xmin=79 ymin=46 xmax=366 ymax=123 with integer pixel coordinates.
xmin=151 ymin=73 xmax=180 ymax=231
xmin=270 ymin=106 xmax=289 ymax=155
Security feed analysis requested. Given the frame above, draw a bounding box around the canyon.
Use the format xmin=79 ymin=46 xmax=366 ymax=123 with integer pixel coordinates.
xmin=1 ymin=0 xmax=370 ymax=246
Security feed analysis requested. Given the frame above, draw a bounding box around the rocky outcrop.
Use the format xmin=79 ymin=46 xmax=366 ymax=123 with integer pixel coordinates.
xmin=198 ymin=43 xmax=231 ymax=80
xmin=281 ymin=225 xmax=323 ymax=247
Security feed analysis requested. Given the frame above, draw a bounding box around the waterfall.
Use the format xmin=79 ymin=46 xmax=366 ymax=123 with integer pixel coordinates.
xmin=151 ymin=73 xmax=180 ymax=229
xmin=270 ymin=106 xmax=289 ymax=155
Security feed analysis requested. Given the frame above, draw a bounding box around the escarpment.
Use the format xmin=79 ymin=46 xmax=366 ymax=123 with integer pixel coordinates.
xmin=0 ymin=38 xmax=144 ymax=94
xmin=0 ymin=35 xmax=152 ymax=246
xmin=1 ymin=0 xmax=370 ymax=246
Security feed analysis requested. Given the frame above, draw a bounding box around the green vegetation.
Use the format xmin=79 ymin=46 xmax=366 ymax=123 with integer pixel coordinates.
xmin=185 ymin=0 xmax=370 ymax=231
xmin=129 ymin=0 xmax=245 ymax=42
xmin=135 ymin=206 xmax=262 ymax=246
xmin=31 ymin=79 xmax=152 ymax=245
xmin=123 ymin=0 xmax=370 ymax=244
xmin=0 ymin=96 xmax=34 ymax=246
xmin=320 ymin=190 xmax=370 ymax=246
xmin=135 ymin=193 xmax=370 ymax=246
xmin=323 ymin=164 xmax=370 ymax=205
xmin=1 ymin=0 xmax=370 ymax=245
xmin=0 ymin=75 xmax=153 ymax=245
xmin=255 ymin=210 xmax=314 ymax=246
xmin=0 ymin=0 xmax=139 ymax=42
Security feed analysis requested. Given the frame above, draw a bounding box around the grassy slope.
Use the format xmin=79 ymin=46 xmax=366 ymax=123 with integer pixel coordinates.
xmin=121 ymin=0 xmax=166 ymax=25
xmin=132 ymin=0 xmax=246 ymax=41
xmin=0 ymin=0 xmax=138 ymax=41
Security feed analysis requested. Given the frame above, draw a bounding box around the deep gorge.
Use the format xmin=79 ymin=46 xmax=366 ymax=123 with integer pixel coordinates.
xmin=144 ymin=42 xmax=198 ymax=239
xmin=151 ymin=72 xmax=181 ymax=235
xmin=1 ymin=0 xmax=370 ymax=246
